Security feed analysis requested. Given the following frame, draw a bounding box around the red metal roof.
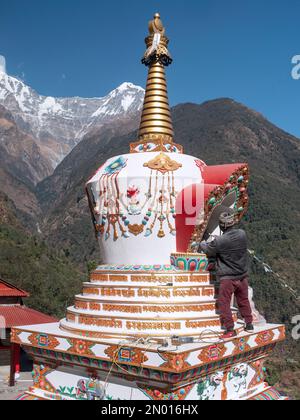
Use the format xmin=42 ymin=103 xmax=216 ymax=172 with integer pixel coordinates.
xmin=0 ymin=279 xmax=29 ymax=297
xmin=0 ymin=306 xmax=57 ymax=328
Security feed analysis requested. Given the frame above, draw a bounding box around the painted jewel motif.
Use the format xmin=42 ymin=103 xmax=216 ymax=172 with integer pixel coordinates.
xmin=255 ymin=330 xmax=275 ymax=347
xmin=105 ymin=345 xmax=149 ymax=365
xmin=28 ymin=333 xmax=59 ymax=350
xmin=198 ymin=344 xmax=226 ymax=364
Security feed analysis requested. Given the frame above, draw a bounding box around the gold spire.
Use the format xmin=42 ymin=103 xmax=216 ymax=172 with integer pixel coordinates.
xmin=130 ymin=13 xmax=183 ymax=154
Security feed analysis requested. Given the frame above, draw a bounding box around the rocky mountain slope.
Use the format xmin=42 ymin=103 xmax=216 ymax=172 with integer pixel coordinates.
xmin=0 ymin=105 xmax=51 ymax=219
xmin=0 ymin=66 xmax=144 ymax=169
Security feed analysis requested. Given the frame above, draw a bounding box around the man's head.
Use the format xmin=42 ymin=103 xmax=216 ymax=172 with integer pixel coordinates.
xmin=219 ymin=209 xmax=236 ymax=232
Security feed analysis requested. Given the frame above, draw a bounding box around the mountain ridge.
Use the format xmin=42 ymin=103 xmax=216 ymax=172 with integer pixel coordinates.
xmin=0 ymin=105 xmax=52 ymax=221
xmin=0 ymin=69 xmax=144 ymax=168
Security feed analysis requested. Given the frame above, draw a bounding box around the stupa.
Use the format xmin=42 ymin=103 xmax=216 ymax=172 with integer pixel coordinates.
xmin=12 ymin=13 xmax=286 ymax=401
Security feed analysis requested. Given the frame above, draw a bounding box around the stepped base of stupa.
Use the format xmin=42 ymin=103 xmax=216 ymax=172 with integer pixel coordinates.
xmin=11 ymin=262 xmax=286 ymax=401
xmin=59 ymin=259 xmax=240 ymax=340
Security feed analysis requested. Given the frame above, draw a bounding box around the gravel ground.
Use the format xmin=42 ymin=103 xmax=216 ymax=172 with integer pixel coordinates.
xmin=0 ymin=366 xmax=32 ymax=400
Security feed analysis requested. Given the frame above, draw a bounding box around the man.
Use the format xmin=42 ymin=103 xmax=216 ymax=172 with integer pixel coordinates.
xmin=199 ymin=210 xmax=254 ymax=339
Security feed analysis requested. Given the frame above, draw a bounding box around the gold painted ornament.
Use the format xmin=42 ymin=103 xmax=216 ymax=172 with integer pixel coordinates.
xmin=143 ymin=152 xmax=182 ymax=174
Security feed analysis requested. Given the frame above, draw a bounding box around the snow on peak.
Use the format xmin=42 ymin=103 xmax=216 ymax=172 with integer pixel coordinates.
xmin=116 ymin=82 xmax=144 ymax=93
xmin=121 ymin=95 xmax=135 ymax=112
xmin=0 ymin=71 xmax=34 ymax=111
xmin=0 ymin=55 xmax=6 ymax=74
xmin=39 ymin=97 xmax=64 ymax=118
xmin=0 ymin=72 xmax=145 ymax=168
xmin=103 ymin=82 xmax=144 ymax=99
xmin=91 ymin=82 xmax=144 ymax=118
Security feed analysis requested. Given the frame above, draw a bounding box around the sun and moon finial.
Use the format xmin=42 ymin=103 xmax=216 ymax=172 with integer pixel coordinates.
xmin=148 ymin=12 xmax=165 ymax=36
xmin=143 ymin=13 xmax=172 ymax=67
xmin=130 ymin=13 xmax=183 ymax=155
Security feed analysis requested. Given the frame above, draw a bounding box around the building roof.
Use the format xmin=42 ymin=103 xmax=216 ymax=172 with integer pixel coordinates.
xmin=0 ymin=306 xmax=57 ymax=328
xmin=0 ymin=279 xmax=29 ymax=298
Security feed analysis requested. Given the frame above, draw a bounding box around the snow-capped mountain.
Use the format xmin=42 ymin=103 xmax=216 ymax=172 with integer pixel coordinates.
xmin=0 ymin=66 xmax=144 ymax=168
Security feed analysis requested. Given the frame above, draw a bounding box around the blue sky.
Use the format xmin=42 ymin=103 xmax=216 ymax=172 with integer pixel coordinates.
xmin=1 ymin=0 xmax=300 ymax=137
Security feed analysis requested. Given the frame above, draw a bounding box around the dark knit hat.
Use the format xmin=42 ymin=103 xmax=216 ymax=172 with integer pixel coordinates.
xmin=219 ymin=209 xmax=236 ymax=230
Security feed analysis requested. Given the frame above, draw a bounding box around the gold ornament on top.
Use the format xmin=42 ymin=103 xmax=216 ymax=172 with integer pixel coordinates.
xmin=143 ymin=13 xmax=171 ymax=66
xmin=148 ymin=13 xmax=165 ymax=36
xmin=130 ymin=13 xmax=183 ymax=154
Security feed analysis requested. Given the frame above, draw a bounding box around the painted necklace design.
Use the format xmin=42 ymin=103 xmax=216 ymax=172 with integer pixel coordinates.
xmin=94 ymin=153 xmax=182 ymax=241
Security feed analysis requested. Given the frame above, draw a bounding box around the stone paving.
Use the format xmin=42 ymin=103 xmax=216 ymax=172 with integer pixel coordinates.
xmin=0 ymin=366 xmax=32 ymax=400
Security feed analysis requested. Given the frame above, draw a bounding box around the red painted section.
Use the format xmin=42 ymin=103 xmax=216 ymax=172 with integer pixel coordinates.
xmin=201 ymin=164 xmax=246 ymax=186
xmin=175 ymin=184 xmax=200 ymax=253
xmin=175 ymin=183 xmax=219 ymax=252
xmin=175 ymin=163 xmax=247 ymax=252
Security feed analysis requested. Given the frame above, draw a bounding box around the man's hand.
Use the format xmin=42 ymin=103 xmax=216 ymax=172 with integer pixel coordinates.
xmin=199 ymin=239 xmax=217 ymax=258
xmin=199 ymin=241 xmax=207 ymax=251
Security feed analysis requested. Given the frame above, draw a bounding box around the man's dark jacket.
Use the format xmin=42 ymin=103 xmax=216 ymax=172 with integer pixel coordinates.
xmin=200 ymin=228 xmax=249 ymax=281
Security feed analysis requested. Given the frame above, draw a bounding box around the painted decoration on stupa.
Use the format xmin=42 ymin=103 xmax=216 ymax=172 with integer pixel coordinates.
xmin=85 ymin=11 xmax=250 ymax=267
xmin=91 ymin=153 xmax=181 ymax=241
xmin=86 ymin=152 xmax=203 ymax=265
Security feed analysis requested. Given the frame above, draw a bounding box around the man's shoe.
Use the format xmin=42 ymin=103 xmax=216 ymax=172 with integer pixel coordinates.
xmin=221 ymin=330 xmax=237 ymax=340
xmin=245 ymin=324 xmax=254 ymax=332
